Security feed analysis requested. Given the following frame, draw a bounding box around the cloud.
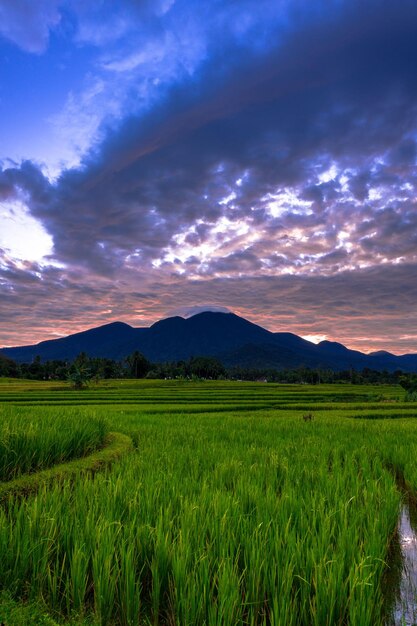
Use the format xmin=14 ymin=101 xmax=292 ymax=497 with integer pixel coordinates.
xmin=2 ymin=255 xmax=417 ymax=354
xmin=169 ymin=304 xmax=232 ymax=318
xmin=0 ymin=199 xmax=53 ymax=262
xmin=2 ymin=0 xmax=417 ymax=351
xmin=57 ymin=2 xmax=416 ymax=259
xmin=0 ymin=0 xmax=61 ymax=53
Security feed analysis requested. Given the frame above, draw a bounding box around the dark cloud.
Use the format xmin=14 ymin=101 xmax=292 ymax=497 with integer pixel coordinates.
xmin=2 ymin=0 xmax=417 ymax=350
xmin=9 ymin=0 xmax=414 ymax=270
xmin=2 ymin=258 xmax=417 ymax=354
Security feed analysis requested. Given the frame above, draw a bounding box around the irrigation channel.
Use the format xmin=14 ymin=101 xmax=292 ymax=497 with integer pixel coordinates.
xmin=386 ymin=488 xmax=417 ymax=625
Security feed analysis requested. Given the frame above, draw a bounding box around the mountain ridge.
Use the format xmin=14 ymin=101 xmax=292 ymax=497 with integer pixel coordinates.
xmin=2 ymin=311 xmax=417 ymax=372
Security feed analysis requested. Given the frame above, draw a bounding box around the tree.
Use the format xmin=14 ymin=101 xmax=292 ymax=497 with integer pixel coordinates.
xmin=125 ymin=351 xmax=151 ymax=378
xmin=189 ymin=356 xmax=226 ymax=379
xmin=68 ymin=362 xmax=93 ymax=389
xmin=0 ymin=354 xmax=18 ymax=377
xmin=399 ymin=375 xmax=417 ymax=393
xmin=28 ymin=355 xmax=43 ymax=379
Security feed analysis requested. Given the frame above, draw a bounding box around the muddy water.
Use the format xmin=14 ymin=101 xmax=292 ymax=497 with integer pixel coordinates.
xmin=386 ymin=498 xmax=417 ymax=625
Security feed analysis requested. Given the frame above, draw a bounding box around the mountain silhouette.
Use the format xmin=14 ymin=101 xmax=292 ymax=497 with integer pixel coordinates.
xmin=2 ymin=311 xmax=417 ymax=371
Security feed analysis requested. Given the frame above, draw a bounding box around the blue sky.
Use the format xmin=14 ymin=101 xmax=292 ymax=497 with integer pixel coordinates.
xmin=1 ymin=0 xmax=417 ymax=352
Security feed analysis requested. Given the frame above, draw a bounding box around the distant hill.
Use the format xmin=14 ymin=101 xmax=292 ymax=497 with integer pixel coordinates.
xmin=2 ymin=311 xmax=417 ymax=372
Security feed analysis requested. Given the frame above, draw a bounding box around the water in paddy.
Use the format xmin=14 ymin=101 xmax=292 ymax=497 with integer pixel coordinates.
xmin=386 ymin=497 xmax=417 ymax=625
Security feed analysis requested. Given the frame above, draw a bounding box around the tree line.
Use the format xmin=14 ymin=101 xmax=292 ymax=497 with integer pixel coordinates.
xmin=1 ymin=350 xmax=416 ymax=388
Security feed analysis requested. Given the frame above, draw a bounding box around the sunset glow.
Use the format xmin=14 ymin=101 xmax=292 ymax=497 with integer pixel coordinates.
xmin=1 ymin=0 xmax=417 ymax=353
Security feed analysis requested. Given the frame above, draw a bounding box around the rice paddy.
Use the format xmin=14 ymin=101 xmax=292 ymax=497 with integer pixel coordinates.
xmin=0 ymin=405 xmax=108 ymax=481
xmin=0 ymin=378 xmax=417 ymax=625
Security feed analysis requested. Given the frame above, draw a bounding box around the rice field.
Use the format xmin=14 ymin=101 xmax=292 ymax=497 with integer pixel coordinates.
xmin=0 ymin=378 xmax=417 ymax=625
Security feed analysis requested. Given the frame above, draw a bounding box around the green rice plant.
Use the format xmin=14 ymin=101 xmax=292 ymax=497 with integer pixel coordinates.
xmin=0 ymin=379 xmax=416 ymax=624
xmin=0 ymin=407 xmax=108 ymax=481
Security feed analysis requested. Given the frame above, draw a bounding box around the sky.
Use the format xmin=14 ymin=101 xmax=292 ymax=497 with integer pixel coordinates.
xmin=1 ymin=0 xmax=417 ymax=353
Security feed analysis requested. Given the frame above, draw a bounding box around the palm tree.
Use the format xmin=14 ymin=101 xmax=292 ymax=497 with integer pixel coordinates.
xmin=67 ymin=363 xmax=92 ymax=389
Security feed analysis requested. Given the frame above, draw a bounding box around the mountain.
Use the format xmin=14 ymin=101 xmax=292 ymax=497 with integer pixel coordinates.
xmin=369 ymin=350 xmax=394 ymax=357
xmin=1 ymin=322 xmax=141 ymax=363
xmin=2 ymin=311 xmax=417 ymax=372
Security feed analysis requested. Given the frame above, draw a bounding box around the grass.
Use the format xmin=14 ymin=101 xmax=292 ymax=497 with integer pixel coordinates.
xmin=0 ymin=379 xmax=416 ymax=624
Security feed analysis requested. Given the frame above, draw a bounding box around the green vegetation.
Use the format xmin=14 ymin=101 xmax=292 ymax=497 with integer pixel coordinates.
xmin=0 ymin=431 xmax=132 ymax=503
xmin=0 ymin=379 xmax=416 ymax=624
xmin=0 ymin=590 xmax=60 ymax=626
xmin=399 ymin=374 xmax=417 ymax=402
xmin=0 ymin=407 xmax=108 ymax=481
xmin=0 ymin=347 xmax=412 ymax=387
